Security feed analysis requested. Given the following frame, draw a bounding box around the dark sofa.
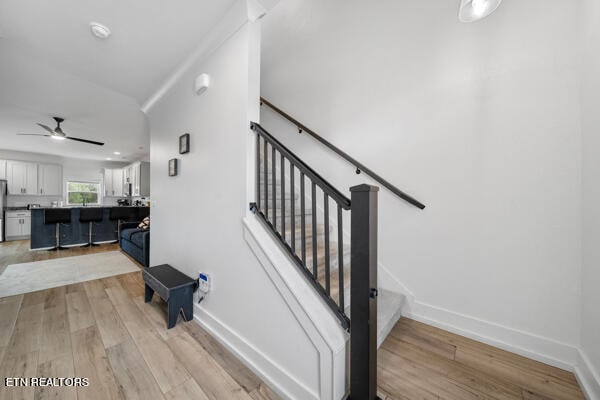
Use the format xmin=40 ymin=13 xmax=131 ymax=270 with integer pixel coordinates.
xmin=120 ymin=222 xmax=150 ymax=267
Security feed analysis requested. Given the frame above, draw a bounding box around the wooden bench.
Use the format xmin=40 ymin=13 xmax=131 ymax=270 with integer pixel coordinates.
xmin=142 ymin=264 xmax=197 ymax=329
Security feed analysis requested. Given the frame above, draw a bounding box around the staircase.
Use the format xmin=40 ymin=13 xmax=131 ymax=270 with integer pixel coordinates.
xmin=261 ymin=167 xmax=405 ymax=347
xmin=252 ymin=101 xmax=424 ymax=399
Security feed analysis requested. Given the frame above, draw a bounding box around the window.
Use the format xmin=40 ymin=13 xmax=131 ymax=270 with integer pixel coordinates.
xmin=66 ymin=181 xmax=101 ymax=205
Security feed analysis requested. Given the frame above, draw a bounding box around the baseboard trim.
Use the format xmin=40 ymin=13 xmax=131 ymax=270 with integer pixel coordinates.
xmin=408 ymin=300 xmax=579 ymax=371
xmin=575 ymin=349 xmax=600 ymax=400
xmin=192 ymin=305 xmax=317 ymax=400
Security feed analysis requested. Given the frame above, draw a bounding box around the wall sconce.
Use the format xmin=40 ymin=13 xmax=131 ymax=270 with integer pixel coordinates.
xmin=459 ymin=0 xmax=503 ymax=22
xmin=194 ymin=73 xmax=211 ymax=95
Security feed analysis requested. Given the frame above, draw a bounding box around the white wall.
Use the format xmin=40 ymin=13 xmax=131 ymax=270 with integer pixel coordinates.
xmin=0 ymin=149 xmax=128 ymax=206
xmin=147 ymin=2 xmax=339 ymax=398
xmin=261 ymin=0 xmax=583 ymax=368
xmin=579 ymin=0 xmax=600 ymax=397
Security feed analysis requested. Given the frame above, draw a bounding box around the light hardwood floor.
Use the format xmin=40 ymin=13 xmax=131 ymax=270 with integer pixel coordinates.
xmin=0 ymin=241 xmax=280 ymax=400
xmin=0 ymin=241 xmax=586 ymax=400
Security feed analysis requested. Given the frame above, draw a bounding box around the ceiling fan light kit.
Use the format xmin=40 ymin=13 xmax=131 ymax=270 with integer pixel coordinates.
xmin=458 ymin=0 xmax=503 ymax=22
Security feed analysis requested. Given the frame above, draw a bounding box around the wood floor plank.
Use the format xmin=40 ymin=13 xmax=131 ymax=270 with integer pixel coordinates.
xmin=378 ymin=360 xmax=438 ymax=400
xmin=164 ymin=378 xmax=210 ymax=400
xmin=131 ymin=295 xmax=185 ymax=340
xmin=0 ymin=294 xmax=22 ymax=347
xmin=135 ymin=330 xmax=192 ymax=393
xmin=43 ymin=286 xmax=66 ymax=310
xmin=0 ymin=351 xmax=39 ymax=400
xmin=34 ymin=353 xmax=76 ymax=400
xmin=522 ymin=388 xmax=554 ymax=400
xmin=248 ymin=383 xmax=281 ymax=400
xmin=38 ymin=301 xmax=71 ymax=364
xmin=118 ymin=273 xmax=145 ymax=298
xmin=455 ymin=346 xmax=584 ymax=400
xmin=167 ymin=331 xmax=254 ymax=400
xmin=389 ymin=321 xmax=457 ymax=360
xmin=398 ymin=318 xmax=579 ymax=386
xmin=5 ymin=303 xmax=44 ymax=358
xmin=84 ymin=281 xmax=130 ymax=348
xmin=66 ymin=290 xmax=95 ymax=333
xmin=106 ymin=283 xmax=191 ymax=394
xmin=181 ymin=320 xmax=263 ymax=393
xmin=21 ymin=290 xmax=46 ymax=307
xmin=380 ymin=346 xmax=502 ymax=400
xmin=381 ymin=333 xmax=522 ymax=400
xmin=71 ymin=325 xmax=123 ymax=400
xmin=106 ymin=339 xmax=165 ymax=400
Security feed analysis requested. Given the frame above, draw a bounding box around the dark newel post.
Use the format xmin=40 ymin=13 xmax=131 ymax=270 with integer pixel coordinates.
xmin=350 ymin=184 xmax=379 ymax=400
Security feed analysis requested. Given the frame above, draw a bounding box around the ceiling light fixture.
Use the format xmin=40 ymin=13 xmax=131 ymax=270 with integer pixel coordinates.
xmin=90 ymin=22 xmax=111 ymax=39
xmin=106 ymin=157 xmax=112 ymax=160
xmin=113 ymin=151 xmax=121 ymax=155
xmin=51 ymin=135 xmax=66 ymax=141
xmin=458 ymin=0 xmax=502 ymax=22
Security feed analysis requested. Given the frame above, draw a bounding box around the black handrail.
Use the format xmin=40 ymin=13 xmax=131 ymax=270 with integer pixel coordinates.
xmin=251 ymin=122 xmax=351 ymax=210
xmin=260 ymin=97 xmax=426 ymax=210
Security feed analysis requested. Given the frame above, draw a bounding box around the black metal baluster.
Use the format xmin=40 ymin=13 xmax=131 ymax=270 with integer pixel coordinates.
xmin=312 ymin=182 xmax=318 ymax=278
xmin=264 ymin=139 xmax=268 ymax=217
xmin=281 ymin=156 xmax=285 ymax=242
xmin=337 ymin=204 xmax=344 ymax=310
xmin=301 ymin=173 xmax=306 ymax=266
xmin=290 ymin=165 xmax=295 ymax=253
xmin=272 ymin=147 xmax=276 ymax=229
xmin=324 ymin=194 xmax=331 ymax=295
xmin=256 ymin=134 xmax=261 ymax=211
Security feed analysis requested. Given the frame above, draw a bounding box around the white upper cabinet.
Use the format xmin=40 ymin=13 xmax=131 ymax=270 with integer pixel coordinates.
xmin=0 ymin=159 xmax=6 ymax=180
xmin=124 ymin=161 xmax=149 ymax=197
xmin=38 ymin=163 xmax=62 ymax=196
xmin=104 ymin=168 xmax=124 ymax=197
xmin=6 ymin=160 xmax=38 ymax=195
xmin=112 ymin=168 xmax=123 ymax=197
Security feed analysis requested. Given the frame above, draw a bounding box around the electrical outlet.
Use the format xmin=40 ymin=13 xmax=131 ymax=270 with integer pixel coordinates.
xmin=198 ymin=273 xmax=210 ymax=293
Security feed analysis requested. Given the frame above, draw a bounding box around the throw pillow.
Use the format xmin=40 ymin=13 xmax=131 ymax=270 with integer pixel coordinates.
xmin=138 ymin=217 xmax=150 ymax=230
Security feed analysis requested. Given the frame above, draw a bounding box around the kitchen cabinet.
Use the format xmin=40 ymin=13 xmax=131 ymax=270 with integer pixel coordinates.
xmin=37 ymin=163 xmax=62 ymax=196
xmin=104 ymin=168 xmax=124 ymax=197
xmin=6 ymin=161 xmax=37 ymax=195
xmin=5 ymin=211 xmax=31 ymax=239
xmin=0 ymin=159 xmax=6 ymax=180
xmin=124 ymin=161 xmax=150 ymax=196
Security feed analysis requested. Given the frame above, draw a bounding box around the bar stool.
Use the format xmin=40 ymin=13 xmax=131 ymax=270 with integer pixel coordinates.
xmin=110 ymin=207 xmax=132 ymax=243
xmin=79 ymin=208 xmax=104 ymax=246
xmin=44 ymin=208 xmax=72 ymax=250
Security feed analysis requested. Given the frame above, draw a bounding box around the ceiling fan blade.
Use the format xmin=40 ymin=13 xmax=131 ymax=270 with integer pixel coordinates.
xmin=65 ymin=136 xmax=105 ymax=146
xmin=36 ymin=123 xmax=55 ymax=134
xmin=17 ymin=133 xmax=51 ymax=137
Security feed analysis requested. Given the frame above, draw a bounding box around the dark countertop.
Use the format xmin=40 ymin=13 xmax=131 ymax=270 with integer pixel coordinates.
xmin=31 ymin=206 xmax=149 ymax=210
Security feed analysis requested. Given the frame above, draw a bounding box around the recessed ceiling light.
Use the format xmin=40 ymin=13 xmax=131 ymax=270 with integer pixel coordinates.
xmin=458 ymin=0 xmax=502 ymax=22
xmin=106 ymin=157 xmax=112 ymax=160
xmin=113 ymin=151 xmax=121 ymax=155
xmin=90 ymin=22 xmax=111 ymax=39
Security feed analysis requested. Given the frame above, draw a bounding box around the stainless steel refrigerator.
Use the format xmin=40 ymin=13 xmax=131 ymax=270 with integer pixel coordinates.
xmin=0 ymin=179 xmax=6 ymax=242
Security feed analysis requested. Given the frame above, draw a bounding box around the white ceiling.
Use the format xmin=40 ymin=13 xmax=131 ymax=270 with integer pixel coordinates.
xmin=0 ymin=0 xmax=237 ymax=160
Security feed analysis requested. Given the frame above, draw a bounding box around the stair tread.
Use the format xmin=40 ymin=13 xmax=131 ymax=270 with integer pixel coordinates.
xmin=344 ymin=289 xmax=404 ymax=348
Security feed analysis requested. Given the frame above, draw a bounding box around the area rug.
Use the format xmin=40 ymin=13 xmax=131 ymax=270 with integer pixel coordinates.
xmin=0 ymin=251 xmax=139 ymax=297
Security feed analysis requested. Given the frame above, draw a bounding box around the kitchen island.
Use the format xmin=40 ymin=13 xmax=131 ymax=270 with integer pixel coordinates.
xmin=30 ymin=206 xmax=149 ymax=250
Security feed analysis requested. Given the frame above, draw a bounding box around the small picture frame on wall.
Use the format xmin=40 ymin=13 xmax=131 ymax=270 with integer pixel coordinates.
xmin=168 ymin=158 xmax=179 ymax=176
xmin=179 ymin=133 xmax=190 ymax=154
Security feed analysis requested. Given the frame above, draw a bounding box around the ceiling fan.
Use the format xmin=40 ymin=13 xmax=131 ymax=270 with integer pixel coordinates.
xmin=17 ymin=117 xmax=104 ymax=146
